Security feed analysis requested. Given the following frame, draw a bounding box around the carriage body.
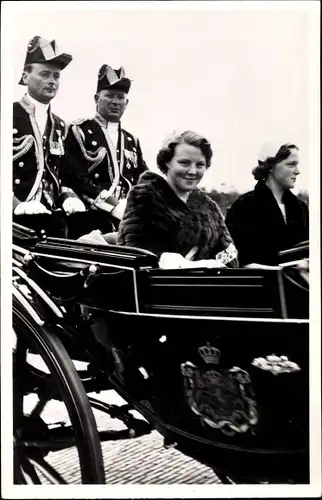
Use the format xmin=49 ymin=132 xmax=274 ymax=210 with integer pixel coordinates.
xmin=12 ymin=223 xmax=309 ymax=484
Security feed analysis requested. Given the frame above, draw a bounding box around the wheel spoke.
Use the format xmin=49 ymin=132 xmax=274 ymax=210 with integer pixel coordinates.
xmin=29 ymin=457 xmax=67 ymax=484
xmin=20 ymin=454 xmax=42 ymax=484
xmin=29 ymin=391 xmax=54 ymax=419
xmin=21 ymin=425 xmax=78 ymax=451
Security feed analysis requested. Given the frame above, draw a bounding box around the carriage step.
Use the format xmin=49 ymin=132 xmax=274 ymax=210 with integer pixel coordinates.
xmin=88 ymin=397 xmax=152 ymax=439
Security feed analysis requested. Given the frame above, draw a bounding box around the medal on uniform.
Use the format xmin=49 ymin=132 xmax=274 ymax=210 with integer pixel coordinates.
xmin=57 ymin=129 xmax=65 ymax=155
xmin=50 ymin=130 xmax=64 ymax=155
xmin=50 ymin=141 xmax=61 ymax=155
xmin=124 ymin=149 xmax=137 ymax=169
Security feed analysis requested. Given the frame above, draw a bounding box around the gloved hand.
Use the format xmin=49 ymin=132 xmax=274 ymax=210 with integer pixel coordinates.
xmin=110 ymin=199 xmax=127 ymax=220
xmin=159 ymin=252 xmax=187 ymax=269
xmin=14 ymin=201 xmax=51 ymax=216
xmin=62 ymin=197 xmax=86 ymax=216
xmin=191 ymin=259 xmax=226 ymax=269
xmin=243 ymin=263 xmax=279 ymax=269
xmin=159 ymin=253 xmax=227 ymax=270
xmin=77 ymin=229 xmax=109 ymax=245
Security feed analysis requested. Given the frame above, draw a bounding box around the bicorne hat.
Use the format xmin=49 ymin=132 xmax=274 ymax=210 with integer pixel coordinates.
xmin=96 ymin=65 xmax=131 ymax=94
xmin=19 ymin=36 xmax=72 ymax=85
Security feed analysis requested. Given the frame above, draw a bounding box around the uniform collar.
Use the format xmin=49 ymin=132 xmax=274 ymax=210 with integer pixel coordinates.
xmin=94 ymin=112 xmax=121 ymax=130
xmin=20 ymin=93 xmax=50 ymax=116
xmin=26 ymin=93 xmax=50 ymax=113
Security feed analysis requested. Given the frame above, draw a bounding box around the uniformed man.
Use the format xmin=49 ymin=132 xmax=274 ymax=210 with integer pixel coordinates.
xmin=60 ymin=64 xmax=148 ymax=238
xmin=13 ymin=36 xmax=86 ymax=238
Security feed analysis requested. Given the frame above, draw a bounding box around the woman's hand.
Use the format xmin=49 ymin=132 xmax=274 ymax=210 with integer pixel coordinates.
xmin=159 ymin=253 xmax=187 ymax=269
xmin=243 ymin=263 xmax=279 ymax=270
xmin=279 ymin=258 xmax=309 ymax=272
xmin=77 ymin=229 xmax=108 ymax=245
xmin=159 ymin=253 xmax=227 ymax=269
xmin=190 ymin=259 xmax=226 ymax=269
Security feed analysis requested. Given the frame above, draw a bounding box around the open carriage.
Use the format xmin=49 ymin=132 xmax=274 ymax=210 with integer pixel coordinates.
xmin=12 ymin=222 xmax=309 ymax=484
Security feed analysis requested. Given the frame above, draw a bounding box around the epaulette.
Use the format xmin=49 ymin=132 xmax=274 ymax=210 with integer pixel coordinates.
xmin=71 ymin=117 xmax=91 ymax=126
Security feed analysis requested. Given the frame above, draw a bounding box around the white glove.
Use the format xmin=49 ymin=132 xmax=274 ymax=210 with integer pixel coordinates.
xmin=14 ymin=201 xmax=51 ymax=216
xmin=159 ymin=252 xmax=188 ymax=269
xmin=279 ymin=258 xmax=309 ymax=271
xmin=77 ymin=229 xmax=108 ymax=245
xmin=159 ymin=253 xmax=227 ymax=270
xmin=243 ymin=263 xmax=279 ymax=270
xmin=190 ymin=259 xmax=226 ymax=269
xmin=110 ymin=198 xmax=127 ymax=220
xmin=62 ymin=197 xmax=86 ymax=216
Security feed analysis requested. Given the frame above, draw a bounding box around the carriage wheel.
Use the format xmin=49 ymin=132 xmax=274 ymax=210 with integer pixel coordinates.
xmin=13 ymin=304 xmax=106 ymax=484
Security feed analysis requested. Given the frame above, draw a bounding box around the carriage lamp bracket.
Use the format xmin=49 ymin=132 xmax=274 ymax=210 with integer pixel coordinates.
xmin=82 ymin=264 xmax=100 ymax=288
xmin=163 ymin=437 xmax=178 ymax=449
xmin=23 ymin=252 xmax=34 ymax=265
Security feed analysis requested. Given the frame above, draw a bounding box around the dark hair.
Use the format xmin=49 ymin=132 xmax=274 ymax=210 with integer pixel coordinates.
xmin=24 ymin=61 xmax=64 ymax=73
xmin=156 ymin=130 xmax=213 ymax=174
xmin=23 ymin=64 xmax=33 ymax=73
xmin=252 ymin=143 xmax=299 ymax=181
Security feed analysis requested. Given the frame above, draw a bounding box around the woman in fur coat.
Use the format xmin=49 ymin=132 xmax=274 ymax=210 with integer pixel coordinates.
xmin=117 ymin=131 xmax=238 ymax=269
xmin=225 ymin=142 xmax=309 ymax=266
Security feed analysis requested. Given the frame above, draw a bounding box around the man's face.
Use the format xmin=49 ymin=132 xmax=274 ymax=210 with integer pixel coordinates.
xmin=22 ymin=62 xmax=61 ymax=104
xmin=96 ymin=89 xmax=128 ymax=122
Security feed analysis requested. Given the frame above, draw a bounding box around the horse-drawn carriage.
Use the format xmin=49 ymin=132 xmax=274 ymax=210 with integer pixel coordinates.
xmin=12 ymin=222 xmax=309 ymax=484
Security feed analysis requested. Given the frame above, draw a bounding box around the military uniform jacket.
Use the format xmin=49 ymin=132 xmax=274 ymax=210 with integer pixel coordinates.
xmin=60 ymin=114 xmax=148 ymax=210
xmin=13 ymin=95 xmax=77 ymax=211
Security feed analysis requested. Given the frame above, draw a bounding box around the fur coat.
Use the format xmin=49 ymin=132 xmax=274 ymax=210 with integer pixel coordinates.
xmin=118 ymin=171 xmax=238 ymax=266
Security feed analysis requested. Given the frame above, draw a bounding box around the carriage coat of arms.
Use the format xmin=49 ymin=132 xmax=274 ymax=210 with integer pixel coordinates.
xmin=181 ymin=344 xmax=258 ymax=436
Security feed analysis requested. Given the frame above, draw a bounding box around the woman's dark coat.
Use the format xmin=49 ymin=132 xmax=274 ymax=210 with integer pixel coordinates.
xmin=118 ymin=171 xmax=237 ymax=266
xmin=225 ymin=181 xmax=309 ymax=266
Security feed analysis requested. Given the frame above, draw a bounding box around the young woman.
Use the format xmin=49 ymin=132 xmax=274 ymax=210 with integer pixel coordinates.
xmin=225 ymin=142 xmax=309 ymax=266
xmin=118 ymin=131 xmax=238 ymax=268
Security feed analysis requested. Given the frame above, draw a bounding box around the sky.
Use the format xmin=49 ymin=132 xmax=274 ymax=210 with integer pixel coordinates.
xmin=5 ymin=1 xmax=320 ymax=193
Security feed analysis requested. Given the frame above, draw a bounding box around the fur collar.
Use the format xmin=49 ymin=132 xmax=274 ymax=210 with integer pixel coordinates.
xmin=136 ymin=171 xmax=211 ymax=213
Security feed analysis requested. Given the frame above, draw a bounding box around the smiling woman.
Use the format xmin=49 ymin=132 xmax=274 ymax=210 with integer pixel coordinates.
xmin=117 ymin=130 xmax=238 ymax=268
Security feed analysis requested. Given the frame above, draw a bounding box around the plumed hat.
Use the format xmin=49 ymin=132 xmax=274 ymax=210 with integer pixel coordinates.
xmin=96 ymin=65 xmax=131 ymax=94
xmin=19 ymin=36 xmax=72 ymax=85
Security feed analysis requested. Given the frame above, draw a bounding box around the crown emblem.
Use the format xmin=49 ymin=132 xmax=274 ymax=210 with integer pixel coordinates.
xmin=198 ymin=344 xmax=221 ymax=365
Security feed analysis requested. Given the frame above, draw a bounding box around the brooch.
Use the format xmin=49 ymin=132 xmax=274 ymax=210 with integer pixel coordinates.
xmin=252 ymin=354 xmax=301 ymax=375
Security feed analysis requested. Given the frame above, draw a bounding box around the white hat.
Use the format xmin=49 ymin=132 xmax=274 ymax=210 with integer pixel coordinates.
xmin=258 ymin=141 xmax=292 ymax=162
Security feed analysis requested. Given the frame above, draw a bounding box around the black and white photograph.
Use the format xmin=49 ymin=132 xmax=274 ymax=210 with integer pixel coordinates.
xmin=1 ymin=1 xmax=320 ymax=498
